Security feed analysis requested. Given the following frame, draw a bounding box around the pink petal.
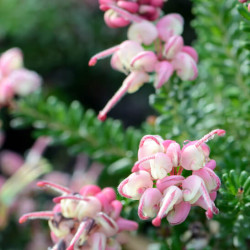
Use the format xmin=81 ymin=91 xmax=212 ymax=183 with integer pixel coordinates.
xmin=117 ymin=170 xmax=153 ymax=200
xmin=79 ymin=185 xmax=102 ymax=196
xmin=156 ymin=175 xmax=184 ymax=193
xmin=182 ymin=46 xmax=198 ymax=63
xmin=138 ymin=188 xmax=162 ymax=219
xmin=127 ymin=21 xmax=158 ymax=45
xmin=152 ymin=186 xmax=182 ymax=227
xmin=153 ymin=61 xmax=174 ymax=89
xmin=156 ymin=14 xmax=184 ymax=42
xmin=116 ymin=217 xmax=138 ymax=231
xmin=163 ymin=35 xmax=184 ymax=60
xmin=182 ymin=175 xmax=203 ymax=203
xmin=167 ymin=201 xmax=191 ymax=225
xmin=172 ymin=52 xmax=198 ymax=81
xmin=130 ymin=51 xmax=158 ymax=72
xmin=0 ymin=48 xmax=23 ymax=76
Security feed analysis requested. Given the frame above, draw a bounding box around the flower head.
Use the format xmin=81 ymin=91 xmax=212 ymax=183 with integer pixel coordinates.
xmin=89 ymin=12 xmax=199 ymax=120
xmin=99 ymin=0 xmax=166 ymax=28
xmin=118 ymin=129 xmax=225 ymax=226
xmin=0 ymin=48 xmax=42 ymax=106
xmin=19 ymin=182 xmax=138 ymax=249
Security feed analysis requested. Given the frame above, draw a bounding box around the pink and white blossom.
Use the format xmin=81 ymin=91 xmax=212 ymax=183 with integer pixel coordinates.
xmin=0 ymin=48 xmax=42 ymax=106
xmin=118 ymin=129 xmax=225 ymax=226
xmin=89 ymin=11 xmax=199 ymax=120
xmin=19 ymin=182 xmax=138 ymax=249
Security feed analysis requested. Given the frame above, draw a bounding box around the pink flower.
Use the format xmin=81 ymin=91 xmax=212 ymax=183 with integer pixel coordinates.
xmin=182 ymin=46 xmax=199 ymax=63
xmin=0 ymin=48 xmax=42 ymax=106
xmin=138 ymin=188 xmax=162 ymax=219
xmin=118 ymin=129 xmax=225 ymax=226
xmin=0 ymin=48 xmax=23 ymax=76
xmin=90 ymin=11 xmax=199 ymax=120
xmin=19 ymin=182 xmax=138 ymax=249
xmin=181 ymin=129 xmax=225 ymax=170
xmin=152 ymin=185 xmax=183 ymax=226
xmin=130 ymin=51 xmax=158 ymax=72
xmin=193 ymin=162 xmax=221 ymax=192
xmin=127 ymin=20 xmax=158 ymax=45
xmin=172 ymin=52 xmax=198 ymax=81
xmin=156 ymin=175 xmax=184 ymax=193
xmin=182 ymin=175 xmax=219 ymax=219
xmin=156 ymin=14 xmax=184 ymax=42
xmin=118 ymin=170 xmax=153 ymax=199
xmin=163 ymin=35 xmax=184 ymax=60
xmin=104 ymin=9 xmax=131 ymax=28
xmin=99 ymin=0 xmax=165 ymax=28
xmin=163 ymin=140 xmax=181 ymax=167
xmin=153 ymin=61 xmax=174 ymax=89
xmin=138 ymin=135 xmax=165 ymax=160
xmin=8 ymin=69 xmax=41 ymax=96
xmin=167 ymin=201 xmax=191 ymax=225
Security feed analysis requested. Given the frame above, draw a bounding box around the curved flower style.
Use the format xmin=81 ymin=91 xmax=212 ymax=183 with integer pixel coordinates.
xmin=118 ymin=129 xmax=225 ymax=226
xmin=89 ymin=13 xmax=198 ymax=121
xmin=0 ymin=48 xmax=42 ymax=106
xmin=99 ymin=0 xmax=166 ymax=28
xmin=19 ymin=182 xmax=138 ymax=249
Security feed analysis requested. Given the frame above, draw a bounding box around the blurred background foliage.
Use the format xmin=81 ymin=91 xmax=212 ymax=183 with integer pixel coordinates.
xmin=0 ymin=0 xmax=249 ymax=249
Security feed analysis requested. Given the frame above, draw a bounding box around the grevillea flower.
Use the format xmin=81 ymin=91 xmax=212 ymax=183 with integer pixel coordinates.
xmin=89 ymin=13 xmax=198 ymax=120
xmin=118 ymin=129 xmax=225 ymax=226
xmin=99 ymin=0 xmax=166 ymax=28
xmin=19 ymin=182 xmax=138 ymax=249
xmin=0 ymin=48 xmax=42 ymax=106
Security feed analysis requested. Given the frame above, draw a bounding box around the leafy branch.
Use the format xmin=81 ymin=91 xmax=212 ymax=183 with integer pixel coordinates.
xmin=11 ymin=92 xmax=142 ymax=170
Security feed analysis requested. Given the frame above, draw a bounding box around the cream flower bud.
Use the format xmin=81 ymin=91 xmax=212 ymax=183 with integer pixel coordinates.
xmin=118 ymin=170 xmax=153 ymax=200
xmin=9 ymin=69 xmax=42 ymax=96
xmin=181 ymin=143 xmax=205 ymax=171
xmin=156 ymin=14 xmax=184 ymax=42
xmin=150 ymin=152 xmax=173 ymax=179
xmin=138 ymin=135 xmax=164 ymax=160
xmin=127 ymin=21 xmax=158 ymax=45
xmin=138 ymin=188 xmax=162 ymax=219
xmin=182 ymin=175 xmax=203 ymax=204
xmin=112 ymin=41 xmax=144 ymax=73
xmin=0 ymin=48 xmax=23 ymax=76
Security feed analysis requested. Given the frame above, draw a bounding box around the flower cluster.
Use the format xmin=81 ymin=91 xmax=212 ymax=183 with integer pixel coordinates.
xmin=99 ymin=0 xmax=166 ymax=28
xmin=19 ymin=182 xmax=138 ymax=249
xmin=89 ymin=14 xmax=198 ymax=121
xmin=118 ymin=129 xmax=225 ymax=226
xmin=0 ymin=48 xmax=41 ymax=106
